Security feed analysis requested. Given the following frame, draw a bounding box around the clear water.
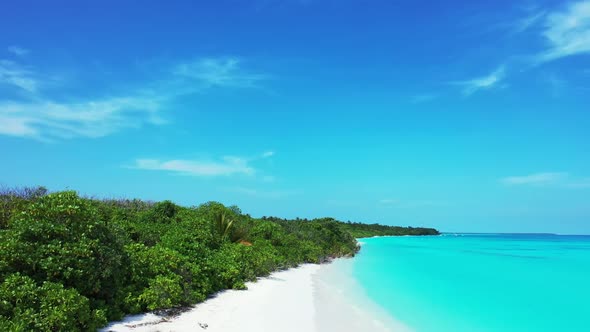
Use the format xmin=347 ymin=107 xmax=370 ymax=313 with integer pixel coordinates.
xmin=353 ymin=234 xmax=590 ymax=332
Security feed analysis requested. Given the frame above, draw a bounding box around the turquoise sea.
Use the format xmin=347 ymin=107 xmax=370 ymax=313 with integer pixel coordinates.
xmin=352 ymin=234 xmax=590 ymax=332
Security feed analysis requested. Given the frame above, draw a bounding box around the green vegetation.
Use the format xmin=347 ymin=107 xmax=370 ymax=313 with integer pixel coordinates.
xmin=0 ymin=186 xmax=438 ymax=331
xmin=339 ymin=221 xmax=440 ymax=238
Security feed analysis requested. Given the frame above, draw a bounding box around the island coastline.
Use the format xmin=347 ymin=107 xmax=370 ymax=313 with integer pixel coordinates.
xmin=102 ymin=259 xmax=410 ymax=332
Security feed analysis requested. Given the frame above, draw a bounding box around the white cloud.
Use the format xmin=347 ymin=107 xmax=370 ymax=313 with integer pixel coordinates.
xmin=262 ymin=151 xmax=275 ymax=158
xmin=7 ymin=46 xmax=30 ymax=56
xmin=453 ymin=66 xmax=506 ymax=96
xmin=0 ymin=115 xmax=38 ymax=137
xmin=501 ymin=172 xmax=568 ymax=186
xmin=0 ymin=56 xmax=266 ymax=140
xmin=0 ymin=59 xmax=38 ymax=92
xmin=173 ymin=57 xmax=267 ymax=88
xmin=132 ymin=156 xmax=255 ymax=177
xmin=502 ymin=172 xmax=590 ymax=188
xmin=512 ymin=11 xmax=546 ymax=34
xmin=536 ymin=1 xmax=590 ymax=63
xmin=0 ymin=96 xmax=164 ymax=140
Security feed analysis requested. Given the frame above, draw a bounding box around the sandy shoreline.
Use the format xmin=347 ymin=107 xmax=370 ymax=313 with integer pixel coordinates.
xmin=101 ymin=260 xmax=410 ymax=332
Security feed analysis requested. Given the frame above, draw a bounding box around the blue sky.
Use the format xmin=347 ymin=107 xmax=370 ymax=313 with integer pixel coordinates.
xmin=1 ymin=0 xmax=589 ymax=233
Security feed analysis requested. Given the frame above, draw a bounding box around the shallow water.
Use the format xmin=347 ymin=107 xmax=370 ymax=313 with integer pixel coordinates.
xmin=314 ymin=257 xmax=411 ymax=332
xmin=352 ymin=234 xmax=590 ymax=332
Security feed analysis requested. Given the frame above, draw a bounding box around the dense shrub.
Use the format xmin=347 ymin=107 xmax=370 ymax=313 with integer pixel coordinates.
xmin=159 ymin=218 xmax=213 ymax=258
xmin=0 ymin=274 xmax=106 ymax=331
xmin=239 ymin=240 xmax=284 ymax=278
xmin=0 ymin=186 xmax=47 ymax=229
xmin=206 ymin=243 xmax=247 ymax=291
xmin=122 ymin=243 xmax=210 ymax=313
xmin=0 ymin=192 xmax=127 ymax=319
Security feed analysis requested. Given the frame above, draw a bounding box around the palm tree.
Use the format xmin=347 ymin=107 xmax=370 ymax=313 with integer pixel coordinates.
xmin=215 ymin=213 xmax=234 ymax=243
xmin=212 ymin=212 xmax=251 ymax=245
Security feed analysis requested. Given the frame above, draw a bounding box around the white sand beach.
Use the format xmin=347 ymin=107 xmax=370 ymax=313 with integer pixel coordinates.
xmin=101 ymin=260 xmax=410 ymax=332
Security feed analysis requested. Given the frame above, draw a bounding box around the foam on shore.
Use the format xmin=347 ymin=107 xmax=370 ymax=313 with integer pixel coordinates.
xmin=314 ymin=257 xmax=412 ymax=332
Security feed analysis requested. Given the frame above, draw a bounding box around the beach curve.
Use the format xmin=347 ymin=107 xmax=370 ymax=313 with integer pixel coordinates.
xmin=101 ymin=261 xmax=409 ymax=332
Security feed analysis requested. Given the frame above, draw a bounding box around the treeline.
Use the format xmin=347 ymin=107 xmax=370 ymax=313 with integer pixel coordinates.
xmin=261 ymin=217 xmax=440 ymax=238
xmin=0 ymin=187 xmax=437 ymax=331
xmin=339 ymin=221 xmax=439 ymax=238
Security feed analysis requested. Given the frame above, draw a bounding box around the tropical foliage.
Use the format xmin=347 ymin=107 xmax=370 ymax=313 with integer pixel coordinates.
xmin=0 ymin=186 xmax=438 ymax=331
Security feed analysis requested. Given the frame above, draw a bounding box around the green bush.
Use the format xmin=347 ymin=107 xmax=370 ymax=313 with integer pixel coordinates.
xmin=159 ymin=216 xmax=214 ymax=257
xmin=206 ymin=243 xmax=245 ymax=291
xmin=139 ymin=275 xmax=184 ymax=311
xmin=0 ymin=274 xmax=106 ymax=331
xmin=241 ymin=240 xmax=285 ymax=278
xmin=0 ymin=191 xmax=127 ymax=318
xmin=0 ymin=186 xmax=47 ymax=229
xmin=122 ymin=243 xmax=211 ymax=313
